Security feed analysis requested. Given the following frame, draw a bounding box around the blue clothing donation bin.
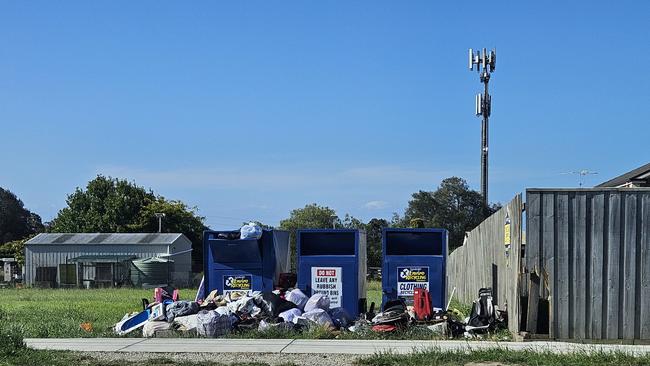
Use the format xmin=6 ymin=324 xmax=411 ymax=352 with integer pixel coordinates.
xmin=382 ymin=228 xmax=448 ymax=309
xmin=203 ymin=229 xmax=290 ymax=297
xmin=297 ymin=229 xmax=367 ymax=317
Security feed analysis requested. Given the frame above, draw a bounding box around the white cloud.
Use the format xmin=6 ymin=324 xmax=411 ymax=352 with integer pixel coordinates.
xmin=364 ymin=200 xmax=388 ymax=210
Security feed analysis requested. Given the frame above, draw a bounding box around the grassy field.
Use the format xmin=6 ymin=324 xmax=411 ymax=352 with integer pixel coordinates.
xmin=0 ymin=287 xmax=170 ymax=337
xmin=0 ymin=283 xmax=389 ymax=338
xmin=358 ymin=348 xmax=650 ymax=366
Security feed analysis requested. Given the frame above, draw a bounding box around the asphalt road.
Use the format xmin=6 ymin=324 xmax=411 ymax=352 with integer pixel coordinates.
xmin=24 ymin=338 xmax=650 ymax=355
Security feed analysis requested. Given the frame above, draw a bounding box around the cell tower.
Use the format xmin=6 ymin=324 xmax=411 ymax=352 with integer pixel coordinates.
xmin=469 ymin=48 xmax=496 ymax=207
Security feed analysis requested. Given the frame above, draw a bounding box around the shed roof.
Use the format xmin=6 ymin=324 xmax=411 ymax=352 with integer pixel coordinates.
xmin=26 ymin=233 xmax=187 ymax=245
xmin=596 ymin=162 xmax=650 ymax=187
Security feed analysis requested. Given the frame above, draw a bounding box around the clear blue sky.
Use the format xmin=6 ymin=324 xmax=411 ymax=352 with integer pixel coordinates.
xmin=1 ymin=1 xmax=648 ymax=229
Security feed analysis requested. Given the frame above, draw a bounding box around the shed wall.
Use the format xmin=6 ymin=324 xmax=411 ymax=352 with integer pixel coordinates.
xmin=24 ymin=244 xmax=191 ymax=286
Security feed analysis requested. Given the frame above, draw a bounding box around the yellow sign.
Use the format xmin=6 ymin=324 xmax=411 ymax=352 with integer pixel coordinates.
xmin=504 ymin=213 xmax=511 ymax=246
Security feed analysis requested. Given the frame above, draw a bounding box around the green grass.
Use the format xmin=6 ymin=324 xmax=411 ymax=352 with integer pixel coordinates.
xmin=366 ymin=280 xmax=382 ymax=310
xmin=0 ymin=287 xmax=197 ymax=338
xmin=357 ymin=348 xmax=650 ymax=366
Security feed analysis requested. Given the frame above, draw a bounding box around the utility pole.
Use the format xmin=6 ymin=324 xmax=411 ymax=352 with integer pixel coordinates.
xmin=154 ymin=213 xmax=166 ymax=233
xmin=469 ymin=48 xmax=496 ymax=207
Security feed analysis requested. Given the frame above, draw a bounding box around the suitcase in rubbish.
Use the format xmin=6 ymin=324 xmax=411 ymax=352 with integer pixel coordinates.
xmin=413 ymin=288 xmax=432 ymax=321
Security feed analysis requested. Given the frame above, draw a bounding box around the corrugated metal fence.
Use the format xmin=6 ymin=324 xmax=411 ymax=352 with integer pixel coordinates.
xmin=448 ymin=194 xmax=523 ymax=334
xmin=525 ymin=188 xmax=650 ymax=340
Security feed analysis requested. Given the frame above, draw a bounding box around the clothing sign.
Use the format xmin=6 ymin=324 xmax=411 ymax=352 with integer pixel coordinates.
xmin=397 ymin=266 xmax=429 ymax=298
xmin=223 ymin=275 xmax=252 ymax=295
xmin=311 ymin=267 xmax=342 ymax=308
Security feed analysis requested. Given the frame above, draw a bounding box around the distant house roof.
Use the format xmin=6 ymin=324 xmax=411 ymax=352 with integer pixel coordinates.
xmin=26 ymin=233 xmax=187 ymax=245
xmin=596 ymin=162 xmax=650 ymax=188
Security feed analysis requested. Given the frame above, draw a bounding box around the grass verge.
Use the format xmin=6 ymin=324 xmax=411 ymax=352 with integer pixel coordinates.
xmin=357 ymin=347 xmax=650 ymax=366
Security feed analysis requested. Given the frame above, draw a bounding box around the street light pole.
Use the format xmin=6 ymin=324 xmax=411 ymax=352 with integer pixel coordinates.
xmin=469 ymin=48 xmax=496 ymax=208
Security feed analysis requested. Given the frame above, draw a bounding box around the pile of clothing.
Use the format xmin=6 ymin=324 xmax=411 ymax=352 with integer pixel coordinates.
xmin=114 ymin=286 xmax=354 ymax=338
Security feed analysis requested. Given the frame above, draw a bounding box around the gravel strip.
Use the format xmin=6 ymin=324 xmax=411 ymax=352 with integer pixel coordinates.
xmin=81 ymin=351 xmax=360 ymax=366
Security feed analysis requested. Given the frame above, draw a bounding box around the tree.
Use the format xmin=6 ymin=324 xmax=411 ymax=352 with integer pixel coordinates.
xmin=366 ymin=218 xmax=389 ymax=267
xmin=0 ymin=187 xmax=44 ymax=244
xmin=402 ymin=177 xmax=499 ymax=251
xmin=50 ymin=175 xmax=156 ymax=233
xmin=50 ymin=175 xmax=207 ymax=272
xmin=279 ymin=204 xmax=339 ymax=268
xmin=0 ymin=237 xmax=30 ymax=265
xmin=341 ymin=214 xmax=364 ymax=230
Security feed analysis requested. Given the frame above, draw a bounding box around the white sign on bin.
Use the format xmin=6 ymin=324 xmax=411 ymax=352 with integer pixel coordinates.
xmin=311 ymin=266 xmax=342 ymax=308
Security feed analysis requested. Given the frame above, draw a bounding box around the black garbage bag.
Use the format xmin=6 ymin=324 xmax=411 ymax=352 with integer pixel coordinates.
xmin=254 ymin=292 xmax=296 ymax=317
xmin=329 ymin=307 xmax=353 ymax=329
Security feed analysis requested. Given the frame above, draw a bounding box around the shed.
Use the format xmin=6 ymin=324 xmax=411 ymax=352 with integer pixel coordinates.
xmin=24 ymin=233 xmax=192 ymax=288
xmin=596 ymin=162 xmax=650 ymax=188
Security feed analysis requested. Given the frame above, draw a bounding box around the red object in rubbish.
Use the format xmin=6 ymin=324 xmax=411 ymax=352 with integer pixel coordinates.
xmin=154 ymin=287 xmax=180 ymax=303
xmin=372 ymin=324 xmax=397 ymax=332
xmin=413 ymin=288 xmax=432 ymax=321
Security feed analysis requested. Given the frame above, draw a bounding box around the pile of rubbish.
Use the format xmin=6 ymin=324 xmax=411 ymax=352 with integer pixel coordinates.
xmin=114 ymin=285 xmax=356 ymax=337
xmin=114 ymin=286 xmax=506 ymax=339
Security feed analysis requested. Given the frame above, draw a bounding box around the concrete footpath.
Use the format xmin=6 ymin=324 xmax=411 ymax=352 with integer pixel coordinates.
xmin=24 ymin=338 xmax=650 ymax=355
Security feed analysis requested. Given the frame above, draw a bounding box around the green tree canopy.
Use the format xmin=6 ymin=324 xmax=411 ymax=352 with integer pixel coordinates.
xmin=365 ymin=218 xmax=389 ymax=267
xmin=50 ymin=175 xmax=207 ymax=272
xmin=0 ymin=187 xmax=44 ymax=244
xmin=0 ymin=237 xmax=30 ymax=265
xmin=279 ymin=203 xmax=339 ymax=268
xmin=399 ymin=177 xmax=500 ymax=251
xmin=50 ymin=176 xmax=155 ymax=233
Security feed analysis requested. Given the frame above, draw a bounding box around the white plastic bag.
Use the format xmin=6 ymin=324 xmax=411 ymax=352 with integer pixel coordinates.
xmin=240 ymin=222 xmax=263 ymax=239
xmin=303 ymin=308 xmax=333 ymax=327
xmin=214 ymin=306 xmax=233 ymax=317
xmin=304 ymin=293 xmax=330 ymax=312
xmin=173 ymin=314 xmax=199 ymax=332
xmin=142 ymin=321 xmax=172 ymax=337
xmin=286 ymin=289 xmax=309 ymax=310
xmin=279 ymin=308 xmax=303 ymax=323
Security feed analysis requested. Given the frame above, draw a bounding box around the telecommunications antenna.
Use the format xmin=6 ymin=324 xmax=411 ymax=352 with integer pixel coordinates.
xmin=468 ymin=47 xmax=496 ymax=207
xmin=560 ymin=169 xmax=599 ymax=187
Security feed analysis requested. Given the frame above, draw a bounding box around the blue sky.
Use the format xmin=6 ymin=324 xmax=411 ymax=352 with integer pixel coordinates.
xmin=1 ymin=1 xmax=648 ymax=229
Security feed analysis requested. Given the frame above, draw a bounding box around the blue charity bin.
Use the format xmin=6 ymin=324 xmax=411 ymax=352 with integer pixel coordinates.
xmin=297 ymin=229 xmax=367 ymax=317
xmin=203 ymin=229 xmax=290 ymax=297
xmin=382 ymin=228 xmax=448 ymax=310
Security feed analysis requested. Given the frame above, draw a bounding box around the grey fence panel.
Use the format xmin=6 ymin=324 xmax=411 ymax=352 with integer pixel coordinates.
xmin=525 ymin=188 xmax=650 ymax=340
xmin=623 ymin=194 xmax=637 ymax=339
xmin=572 ymin=193 xmax=587 ymax=339
xmin=447 ymin=194 xmax=523 ymax=335
xmin=590 ymin=192 xmax=604 ymax=339
xmin=641 ymin=195 xmax=650 ymax=339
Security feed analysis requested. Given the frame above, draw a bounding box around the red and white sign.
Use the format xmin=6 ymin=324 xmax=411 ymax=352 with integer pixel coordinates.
xmin=311 ymin=266 xmax=342 ymax=308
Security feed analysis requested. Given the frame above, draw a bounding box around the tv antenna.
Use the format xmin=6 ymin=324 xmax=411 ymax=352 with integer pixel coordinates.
xmin=469 ymin=47 xmax=496 ymax=207
xmin=561 ymin=169 xmax=599 ymax=187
